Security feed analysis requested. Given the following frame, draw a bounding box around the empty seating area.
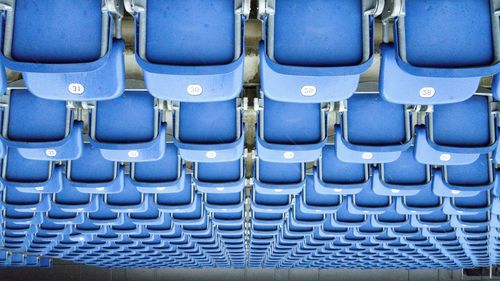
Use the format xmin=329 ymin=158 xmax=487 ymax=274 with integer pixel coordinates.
xmin=0 ymin=0 xmax=499 ymax=272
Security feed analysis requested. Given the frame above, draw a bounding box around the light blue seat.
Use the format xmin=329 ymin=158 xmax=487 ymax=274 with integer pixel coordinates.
xmin=130 ymin=144 xmax=184 ymax=194
xmin=65 ymin=144 xmax=123 ymax=195
xmin=128 ymin=0 xmax=248 ymax=102
xmin=372 ymin=148 xmax=431 ymax=196
xmin=256 ymin=97 xmax=326 ymax=162
xmin=0 ymin=0 xmax=125 ymax=101
xmin=175 ymin=100 xmax=244 ymax=162
xmin=314 ymin=145 xmax=370 ymax=196
xmin=380 ymin=0 xmax=500 ymax=105
xmin=336 ymin=94 xmax=412 ymax=163
xmin=0 ymin=89 xmax=83 ymax=161
xmin=415 ymin=96 xmax=495 ymax=165
xmin=433 ymin=154 xmax=494 ymax=197
xmin=172 ymin=194 xmax=205 ymax=226
xmin=259 ymin=0 xmax=380 ymax=102
xmin=89 ymin=91 xmax=166 ymax=162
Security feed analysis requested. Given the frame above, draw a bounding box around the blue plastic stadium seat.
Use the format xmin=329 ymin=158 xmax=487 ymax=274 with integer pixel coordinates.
xmin=314 ymin=145 xmax=370 ymax=196
xmin=442 ymin=191 xmax=490 ymax=216
xmin=54 ymin=175 xmax=98 ymax=213
xmin=348 ymin=183 xmax=392 ymax=215
xmin=416 ymin=96 xmax=495 ymax=165
xmin=0 ymin=89 xmax=83 ymax=160
xmin=251 ymin=188 xmax=292 ymax=215
xmin=256 ymin=97 xmax=326 ymax=162
xmin=129 ymin=0 xmax=247 ymax=102
xmin=336 ymin=94 xmax=412 ymax=163
xmin=259 ymin=0 xmax=378 ymax=102
xmin=373 ymin=148 xmax=431 ymax=196
xmin=204 ymin=191 xmax=245 ymax=215
xmin=254 ymin=159 xmax=304 ymax=196
xmin=194 ymin=159 xmax=245 ymax=195
xmin=155 ymin=174 xmax=197 ymax=213
xmin=86 ymin=196 xmax=123 ymax=226
xmin=372 ymin=204 xmax=407 ymax=228
xmin=89 ymin=91 xmax=166 ymax=162
xmin=299 ymin=175 xmax=342 ymax=214
xmin=0 ymin=0 xmax=124 ymax=101
xmin=105 ymin=178 xmax=149 ymax=213
xmin=330 ymin=201 xmax=367 ymax=228
xmin=2 ymin=149 xmax=61 ymax=206
xmin=65 ymin=144 xmax=124 ymax=195
xmin=175 ymin=99 xmax=244 ymax=162
xmin=130 ymin=144 xmax=184 ymax=194
xmin=290 ymin=196 xmax=326 ymax=227
xmin=43 ymin=206 xmax=83 ymax=232
xmin=380 ymin=0 xmax=500 ymax=105
xmin=395 ymin=181 xmax=441 ymax=215
xmin=433 ymin=154 xmax=494 ymax=197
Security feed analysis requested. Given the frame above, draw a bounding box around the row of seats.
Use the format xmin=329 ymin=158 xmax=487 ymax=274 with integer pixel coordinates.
xmin=0 ymin=0 xmax=495 ymax=105
xmin=0 ymin=172 xmax=247 ymax=269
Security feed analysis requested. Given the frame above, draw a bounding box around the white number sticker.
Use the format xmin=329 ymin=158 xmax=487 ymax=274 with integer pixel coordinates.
xmin=419 ymin=87 xmax=435 ymax=98
xmin=128 ymin=150 xmax=140 ymax=158
xmin=187 ymin=84 xmax=203 ymax=96
xmin=301 ymin=86 xmax=317 ymax=97
xmin=361 ymin=152 xmax=373 ymax=160
xmin=45 ymin=149 xmax=57 ymax=157
xmin=68 ymin=83 xmax=85 ymax=95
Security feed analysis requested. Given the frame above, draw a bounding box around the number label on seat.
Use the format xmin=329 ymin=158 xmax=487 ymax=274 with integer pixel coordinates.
xmin=419 ymin=87 xmax=435 ymax=98
xmin=68 ymin=83 xmax=85 ymax=95
xmin=187 ymin=84 xmax=203 ymax=96
xmin=301 ymin=86 xmax=317 ymax=97
xmin=45 ymin=149 xmax=57 ymax=157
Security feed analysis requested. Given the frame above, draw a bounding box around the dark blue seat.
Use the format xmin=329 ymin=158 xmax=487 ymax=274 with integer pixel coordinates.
xmin=129 ymin=0 xmax=248 ymax=102
xmin=314 ymin=145 xmax=370 ymax=196
xmin=372 ymin=148 xmax=430 ymax=196
xmin=1 ymin=89 xmax=83 ymax=161
xmin=380 ymin=0 xmax=500 ymax=105
xmin=259 ymin=0 xmax=379 ymax=102
xmin=256 ymin=97 xmax=326 ymax=162
xmin=2 ymin=149 xmax=61 ymax=208
xmin=130 ymin=144 xmax=184 ymax=194
xmin=415 ymin=96 xmax=495 ymax=165
xmin=65 ymin=144 xmax=124 ymax=195
xmin=175 ymin=99 xmax=244 ymax=162
xmin=89 ymin=91 xmax=166 ymax=162
xmin=433 ymin=154 xmax=494 ymax=197
xmin=0 ymin=0 xmax=125 ymax=101
xmin=254 ymin=160 xmax=304 ymax=196
xmin=336 ymin=94 xmax=412 ymax=163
